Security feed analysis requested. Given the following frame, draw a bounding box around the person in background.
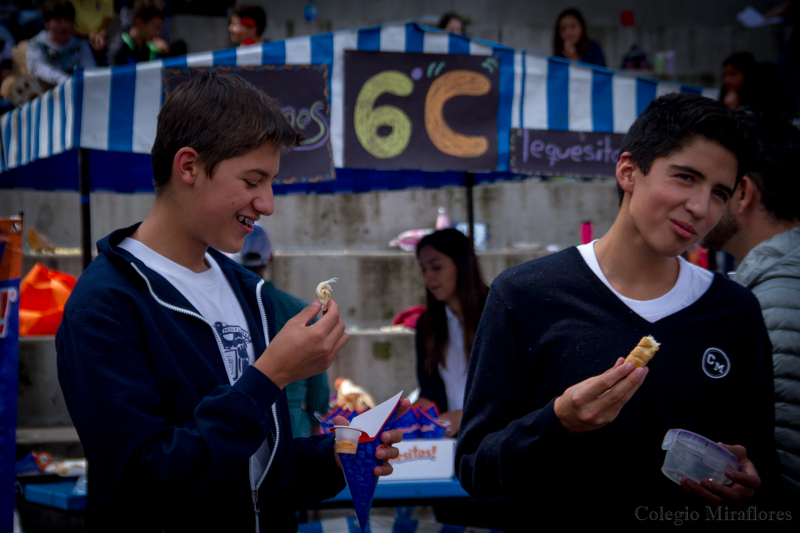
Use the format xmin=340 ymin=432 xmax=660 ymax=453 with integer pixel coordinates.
xmin=718 ymin=53 xmax=796 ymax=119
xmin=69 ymin=0 xmax=114 ymax=66
xmin=229 ymin=4 xmax=267 ymax=46
xmin=438 ymin=12 xmax=467 ymax=35
xmin=701 ymin=108 xmax=800 ymax=514
xmin=231 ymin=223 xmax=331 ymax=438
xmin=415 ymin=228 xmax=488 ymax=439
xmin=107 ymin=0 xmax=165 ymax=66
xmin=552 ymin=7 xmax=605 ymax=67
xmin=27 ymin=0 xmax=95 ymax=89
xmin=719 ymin=52 xmax=756 ymax=110
xmin=414 ymin=228 xmax=504 ymax=529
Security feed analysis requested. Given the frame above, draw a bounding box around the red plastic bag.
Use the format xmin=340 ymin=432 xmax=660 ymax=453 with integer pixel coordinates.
xmin=19 ymin=263 xmax=77 ymax=336
xmin=392 ymin=305 xmax=425 ymax=328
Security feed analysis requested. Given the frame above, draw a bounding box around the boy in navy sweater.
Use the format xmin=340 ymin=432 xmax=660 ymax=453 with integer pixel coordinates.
xmin=456 ymin=94 xmax=785 ymax=525
xmin=57 ymin=71 xmax=405 ymax=532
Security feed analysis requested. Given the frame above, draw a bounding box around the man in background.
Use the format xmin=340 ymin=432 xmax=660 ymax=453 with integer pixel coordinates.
xmin=233 ymin=223 xmax=331 ymax=437
xmin=27 ymin=0 xmax=94 ymax=89
xmin=701 ymin=109 xmax=800 ymax=514
xmin=107 ymin=0 xmax=165 ymax=66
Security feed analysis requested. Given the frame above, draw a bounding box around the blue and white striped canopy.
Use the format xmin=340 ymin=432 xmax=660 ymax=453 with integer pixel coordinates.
xmin=0 ymin=21 xmax=715 ymax=192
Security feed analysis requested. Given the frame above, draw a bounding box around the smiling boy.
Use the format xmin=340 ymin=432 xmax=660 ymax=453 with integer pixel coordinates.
xmin=57 ymin=71 xmax=404 ymax=532
xmin=456 ymin=93 xmax=782 ymax=524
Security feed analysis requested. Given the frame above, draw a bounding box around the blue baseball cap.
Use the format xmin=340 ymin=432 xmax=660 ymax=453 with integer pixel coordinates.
xmin=232 ymin=223 xmax=272 ymax=267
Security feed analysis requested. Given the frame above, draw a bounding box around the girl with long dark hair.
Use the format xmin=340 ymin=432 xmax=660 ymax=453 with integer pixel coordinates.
xmin=415 ymin=228 xmax=488 ymax=437
xmin=553 ymin=7 xmax=605 ymax=67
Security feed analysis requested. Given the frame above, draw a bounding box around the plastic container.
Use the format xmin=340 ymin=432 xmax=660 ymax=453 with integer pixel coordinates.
xmin=661 ymin=429 xmax=740 ymax=486
xmin=333 ymin=427 xmax=362 ymax=454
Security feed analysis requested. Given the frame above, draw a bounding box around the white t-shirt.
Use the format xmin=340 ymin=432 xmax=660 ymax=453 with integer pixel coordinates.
xmin=118 ymin=238 xmax=270 ymax=488
xmin=438 ymin=305 xmax=468 ymax=412
xmin=577 ymin=241 xmax=713 ymax=323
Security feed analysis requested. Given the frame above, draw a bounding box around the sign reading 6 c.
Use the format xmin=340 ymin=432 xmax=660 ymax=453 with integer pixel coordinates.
xmin=354 ymin=70 xmax=491 ymax=160
xmin=344 ymin=50 xmax=499 ymax=172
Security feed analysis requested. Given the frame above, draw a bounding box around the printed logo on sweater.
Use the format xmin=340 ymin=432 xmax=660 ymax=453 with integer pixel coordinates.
xmin=214 ymin=321 xmax=252 ymax=381
xmin=702 ymin=348 xmax=730 ymax=379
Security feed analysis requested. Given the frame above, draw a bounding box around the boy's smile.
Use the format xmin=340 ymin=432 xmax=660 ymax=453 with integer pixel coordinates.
xmin=193 ymin=141 xmax=281 ymax=256
xmin=622 ymin=137 xmax=738 ymax=258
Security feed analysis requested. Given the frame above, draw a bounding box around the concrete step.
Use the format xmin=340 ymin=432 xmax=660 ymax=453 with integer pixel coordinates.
xmin=17 ymin=328 xmax=417 ymax=441
xmin=18 ymin=336 xmax=71 ymax=428
xmin=22 ymin=248 xmax=550 ymax=329
xmin=16 ymin=425 xmax=83 ymax=459
xmin=270 ymin=248 xmax=549 ymax=329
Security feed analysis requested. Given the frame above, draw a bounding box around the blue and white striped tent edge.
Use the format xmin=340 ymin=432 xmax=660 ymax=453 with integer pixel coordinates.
xmin=0 ymin=21 xmax=716 ymax=174
xmin=1 ymin=79 xmax=74 ymax=173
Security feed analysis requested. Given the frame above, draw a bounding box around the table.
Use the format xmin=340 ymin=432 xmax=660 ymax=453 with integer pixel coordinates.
xmin=314 ymin=477 xmax=471 ymax=520
xmin=322 ymin=477 xmax=469 ymax=504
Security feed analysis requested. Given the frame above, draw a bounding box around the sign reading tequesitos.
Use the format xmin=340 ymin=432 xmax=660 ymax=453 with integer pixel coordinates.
xmin=344 ymin=50 xmax=500 ymax=172
xmin=163 ymin=65 xmax=333 ymax=184
xmin=384 ymin=439 xmax=455 ymax=481
xmin=510 ymin=128 xmax=625 ymax=178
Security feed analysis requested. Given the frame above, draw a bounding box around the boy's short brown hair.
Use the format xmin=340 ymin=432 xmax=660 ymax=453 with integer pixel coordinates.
xmin=150 ymin=70 xmax=303 ymax=192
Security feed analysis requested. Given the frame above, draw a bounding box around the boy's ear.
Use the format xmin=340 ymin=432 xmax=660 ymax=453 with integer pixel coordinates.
xmin=734 ymin=175 xmax=760 ymax=215
xmin=616 ymin=151 xmax=636 ymax=195
xmin=173 ymin=147 xmax=200 ymax=186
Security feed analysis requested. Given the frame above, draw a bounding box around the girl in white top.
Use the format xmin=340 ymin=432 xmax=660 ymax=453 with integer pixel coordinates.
xmin=415 ymin=228 xmax=489 ymax=437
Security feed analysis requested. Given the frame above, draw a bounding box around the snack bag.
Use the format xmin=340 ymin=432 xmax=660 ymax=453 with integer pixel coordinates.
xmin=418 ymin=407 xmax=447 ymax=439
xmin=19 ymin=263 xmax=77 ymax=335
xmin=320 ymin=406 xmax=358 ymax=435
xmin=393 ymin=405 xmax=421 ymax=440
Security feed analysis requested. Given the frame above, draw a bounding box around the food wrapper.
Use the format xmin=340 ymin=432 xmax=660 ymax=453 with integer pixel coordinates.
xmin=393 ymin=406 xmax=421 ymax=440
xmin=418 ymin=407 xmax=447 ymax=439
xmin=15 ymin=451 xmax=53 ymax=477
xmin=333 ymin=391 xmax=403 ymax=533
xmin=320 ymin=406 xmax=360 ymax=435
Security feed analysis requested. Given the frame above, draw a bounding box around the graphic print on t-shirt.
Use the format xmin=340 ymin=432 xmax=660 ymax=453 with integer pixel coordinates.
xmin=214 ymin=321 xmax=252 ymax=382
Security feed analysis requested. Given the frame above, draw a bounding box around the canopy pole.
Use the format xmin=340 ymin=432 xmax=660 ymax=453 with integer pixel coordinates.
xmin=79 ymin=148 xmax=92 ymax=271
xmin=465 ymin=172 xmax=475 ymax=248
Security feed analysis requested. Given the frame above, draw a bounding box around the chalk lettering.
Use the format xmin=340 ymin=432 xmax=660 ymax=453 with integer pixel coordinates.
xmin=512 ymin=128 xmax=625 ymax=177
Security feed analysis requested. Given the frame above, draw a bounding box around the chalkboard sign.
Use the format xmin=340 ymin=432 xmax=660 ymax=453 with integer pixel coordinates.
xmin=163 ymin=65 xmax=333 ymax=184
xmin=510 ymin=128 xmax=625 ymax=178
xmin=344 ymin=50 xmax=499 ymax=172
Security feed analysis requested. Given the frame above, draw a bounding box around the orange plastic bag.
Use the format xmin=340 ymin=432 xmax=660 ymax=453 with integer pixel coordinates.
xmin=19 ymin=263 xmax=77 ymax=336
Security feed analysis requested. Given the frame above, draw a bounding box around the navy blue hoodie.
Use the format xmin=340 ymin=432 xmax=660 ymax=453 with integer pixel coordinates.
xmin=57 ymin=224 xmax=345 ymax=532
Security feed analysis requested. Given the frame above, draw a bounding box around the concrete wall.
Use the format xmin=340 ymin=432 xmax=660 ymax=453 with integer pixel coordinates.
xmin=271 ymin=248 xmax=547 ymax=329
xmin=18 ymin=337 xmax=71 ymax=427
xmin=17 ymin=330 xmax=418 ymax=426
xmin=4 ymin=178 xmax=618 ymax=255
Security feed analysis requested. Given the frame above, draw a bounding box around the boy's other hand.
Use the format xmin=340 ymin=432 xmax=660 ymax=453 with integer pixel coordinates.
xmin=332 ymin=399 xmax=410 ymax=475
xmin=554 ymin=357 xmax=648 ymax=434
xmin=255 ymin=299 xmax=348 ymax=389
xmin=680 ymin=444 xmax=760 ymax=505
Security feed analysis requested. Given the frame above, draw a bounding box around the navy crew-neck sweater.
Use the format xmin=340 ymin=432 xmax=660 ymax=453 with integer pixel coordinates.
xmin=456 ymin=247 xmax=781 ymax=523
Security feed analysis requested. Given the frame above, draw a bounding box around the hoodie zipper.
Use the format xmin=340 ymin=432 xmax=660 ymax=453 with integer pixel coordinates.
xmin=131 ymin=265 xmax=278 ymax=533
xmin=251 ymin=279 xmax=279 ymax=533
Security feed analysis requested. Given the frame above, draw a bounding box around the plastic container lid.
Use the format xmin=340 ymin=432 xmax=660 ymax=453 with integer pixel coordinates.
xmin=661 ymin=429 xmax=740 ymax=486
